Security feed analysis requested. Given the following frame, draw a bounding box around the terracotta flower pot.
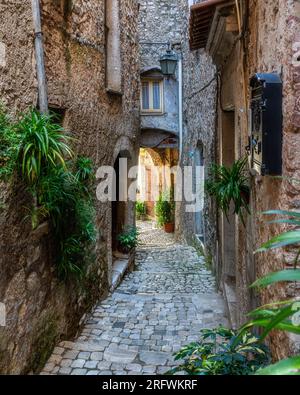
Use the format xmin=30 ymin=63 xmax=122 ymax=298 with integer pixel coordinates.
xmin=164 ymin=223 xmax=175 ymax=233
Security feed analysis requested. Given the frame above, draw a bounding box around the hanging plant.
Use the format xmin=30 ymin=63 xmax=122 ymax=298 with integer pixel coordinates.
xmin=0 ymin=106 xmax=97 ymax=280
xmin=16 ymin=110 xmax=73 ymax=185
xmin=206 ymin=157 xmax=250 ymax=225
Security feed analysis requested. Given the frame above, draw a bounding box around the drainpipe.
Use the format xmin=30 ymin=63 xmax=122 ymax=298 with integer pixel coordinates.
xmin=178 ymin=55 xmax=183 ymax=158
xmin=31 ymin=0 xmax=48 ymax=113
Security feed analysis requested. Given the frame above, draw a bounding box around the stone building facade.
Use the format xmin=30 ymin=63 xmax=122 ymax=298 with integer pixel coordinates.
xmin=138 ymin=0 xmax=183 ymax=217
xmin=190 ymin=0 xmax=300 ymax=359
xmin=0 ymin=0 xmax=140 ymax=373
xmin=178 ymin=0 xmax=217 ymax=259
xmin=138 ymin=0 xmax=217 ymax=250
xmin=139 ymin=0 xmax=184 ymax=143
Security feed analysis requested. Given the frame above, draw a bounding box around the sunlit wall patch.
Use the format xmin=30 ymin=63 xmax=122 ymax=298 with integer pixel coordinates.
xmin=0 ymin=42 xmax=6 ymax=68
xmin=0 ymin=303 xmax=6 ymax=327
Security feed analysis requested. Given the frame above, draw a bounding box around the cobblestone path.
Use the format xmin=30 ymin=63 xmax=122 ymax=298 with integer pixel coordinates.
xmin=42 ymin=222 xmax=228 ymax=375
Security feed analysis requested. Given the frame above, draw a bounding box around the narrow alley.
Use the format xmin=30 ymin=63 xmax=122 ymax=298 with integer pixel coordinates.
xmin=0 ymin=0 xmax=299 ymax=379
xmin=42 ymin=222 xmax=227 ymax=375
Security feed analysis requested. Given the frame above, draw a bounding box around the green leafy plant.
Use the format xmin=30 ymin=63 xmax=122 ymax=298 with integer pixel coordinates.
xmin=117 ymin=226 xmax=139 ymax=253
xmin=35 ymin=164 xmax=96 ymax=279
xmin=75 ymin=156 xmax=94 ymax=184
xmin=256 ymin=357 xmax=300 ymax=375
xmin=16 ymin=110 xmax=73 ymax=185
xmin=167 ymin=327 xmax=270 ymax=376
xmin=136 ymin=201 xmax=147 ymax=219
xmin=155 ymin=192 xmax=175 ymax=226
xmin=206 ymin=157 xmax=250 ymax=225
xmin=0 ymin=105 xmax=96 ymax=280
xmin=237 ymin=210 xmax=300 ymax=375
xmin=0 ymin=105 xmax=21 ymax=180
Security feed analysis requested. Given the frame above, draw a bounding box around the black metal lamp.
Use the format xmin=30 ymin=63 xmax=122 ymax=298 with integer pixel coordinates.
xmin=160 ymin=43 xmax=178 ymax=76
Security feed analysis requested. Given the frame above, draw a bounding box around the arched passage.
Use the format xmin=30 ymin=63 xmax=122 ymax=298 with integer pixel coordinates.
xmin=137 ymin=129 xmax=179 ymax=224
xmin=137 ymin=148 xmax=165 ymax=218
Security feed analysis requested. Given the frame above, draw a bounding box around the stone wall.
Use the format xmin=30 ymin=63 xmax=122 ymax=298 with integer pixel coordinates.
xmin=139 ymin=0 xmax=185 ymax=70
xmin=213 ymin=0 xmax=300 ymax=359
xmin=138 ymin=0 xmax=217 ymax=261
xmin=138 ymin=0 xmax=184 ymax=139
xmin=246 ymin=0 xmax=300 ymax=359
xmin=0 ymin=0 xmax=140 ymax=374
xmin=177 ymin=0 xmax=218 ymax=266
xmin=186 ymin=0 xmax=300 ymax=359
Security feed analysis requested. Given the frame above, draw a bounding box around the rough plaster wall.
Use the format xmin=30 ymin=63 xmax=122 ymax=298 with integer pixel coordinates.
xmin=0 ymin=0 xmax=37 ymax=111
xmin=0 ymin=0 xmax=140 ymax=373
xmin=138 ymin=0 xmax=185 ymax=69
xmin=138 ymin=0 xmax=185 ymax=137
xmin=180 ymin=48 xmax=217 ymax=257
xmin=246 ymin=0 xmax=300 ymax=359
xmin=218 ymin=41 xmax=251 ymax=326
xmin=138 ymin=0 xmax=217 ymax=259
xmin=177 ymin=0 xmax=218 ymax=264
xmin=106 ymin=0 xmax=122 ymax=92
xmin=221 ymin=0 xmax=300 ymax=359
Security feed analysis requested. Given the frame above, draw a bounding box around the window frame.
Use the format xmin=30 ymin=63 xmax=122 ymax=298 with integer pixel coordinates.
xmin=141 ymin=79 xmax=164 ymax=115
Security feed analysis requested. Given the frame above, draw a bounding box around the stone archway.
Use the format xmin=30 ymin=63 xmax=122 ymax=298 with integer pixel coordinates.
xmin=137 ymin=144 xmax=179 ymax=221
xmin=111 ymin=145 xmax=135 ymax=254
xmin=109 ymin=137 xmax=137 ymax=289
xmin=111 ymin=136 xmax=137 ymax=243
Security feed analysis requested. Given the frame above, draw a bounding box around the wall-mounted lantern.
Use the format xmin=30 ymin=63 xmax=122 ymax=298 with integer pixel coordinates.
xmin=160 ymin=44 xmax=178 ymax=76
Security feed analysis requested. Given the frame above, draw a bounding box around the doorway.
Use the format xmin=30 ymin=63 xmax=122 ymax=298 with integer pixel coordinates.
xmin=111 ymin=151 xmax=132 ymax=254
xmin=220 ymin=111 xmax=236 ymax=285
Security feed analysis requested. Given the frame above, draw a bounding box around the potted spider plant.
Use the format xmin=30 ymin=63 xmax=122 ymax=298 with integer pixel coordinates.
xmin=206 ymin=157 xmax=250 ymax=225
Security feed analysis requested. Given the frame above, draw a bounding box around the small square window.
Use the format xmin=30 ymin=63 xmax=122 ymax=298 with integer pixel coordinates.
xmin=141 ymin=79 xmax=163 ymax=114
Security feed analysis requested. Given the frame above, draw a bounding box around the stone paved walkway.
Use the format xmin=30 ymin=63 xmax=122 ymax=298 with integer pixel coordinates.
xmin=42 ymin=221 xmax=228 ymax=375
